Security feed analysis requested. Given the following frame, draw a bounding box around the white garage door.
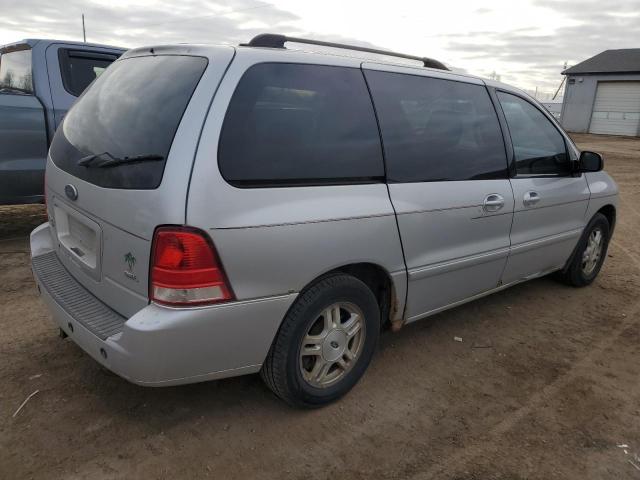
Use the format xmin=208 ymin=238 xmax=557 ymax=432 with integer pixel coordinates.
xmin=589 ymin=81 xmax=640 ymax=136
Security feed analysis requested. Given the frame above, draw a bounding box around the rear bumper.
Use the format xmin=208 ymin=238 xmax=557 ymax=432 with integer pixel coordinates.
xmin=30 ymin=222 xmax=297 ymax=386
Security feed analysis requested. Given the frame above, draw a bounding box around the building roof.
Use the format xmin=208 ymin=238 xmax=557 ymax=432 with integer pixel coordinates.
xmin=563 ymin=48 xmax=640 ymax=75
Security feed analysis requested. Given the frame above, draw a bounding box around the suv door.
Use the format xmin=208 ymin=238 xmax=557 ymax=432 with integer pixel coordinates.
xmin=495 ymin=91 xmax=590 ymax=284
xmin=364 ymin=64 xmax=514 ymax=321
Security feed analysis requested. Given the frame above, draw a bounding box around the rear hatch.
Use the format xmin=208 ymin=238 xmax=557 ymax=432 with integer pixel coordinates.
xmin=44 ymin=46 xmax=235 ymax=317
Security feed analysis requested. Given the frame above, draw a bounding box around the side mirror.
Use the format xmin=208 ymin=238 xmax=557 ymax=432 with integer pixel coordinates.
xmin=579 ymin=151 xmax=604 ymax=172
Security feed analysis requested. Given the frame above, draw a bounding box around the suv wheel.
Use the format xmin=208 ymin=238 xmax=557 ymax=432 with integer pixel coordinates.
xmin=261 ymin=274 xmax=380 ymax=407
xmin=559 ymin=213 xmax=610 ymax=287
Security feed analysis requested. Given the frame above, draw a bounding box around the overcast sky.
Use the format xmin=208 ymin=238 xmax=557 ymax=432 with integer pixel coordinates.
xmin=1 ymin=0 xmax=638 ymax=97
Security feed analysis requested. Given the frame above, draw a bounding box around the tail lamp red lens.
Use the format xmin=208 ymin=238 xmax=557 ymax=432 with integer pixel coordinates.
xmin=150 ymin=227 xmax=234 ymax=306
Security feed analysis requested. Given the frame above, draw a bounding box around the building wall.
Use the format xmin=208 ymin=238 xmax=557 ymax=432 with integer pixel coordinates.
xmin=560 ymin=73 xmax=640 ymax=133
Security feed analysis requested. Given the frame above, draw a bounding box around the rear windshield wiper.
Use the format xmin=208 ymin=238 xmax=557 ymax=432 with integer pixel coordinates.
xmin=78 ymin=152 xmax=164 ymax=168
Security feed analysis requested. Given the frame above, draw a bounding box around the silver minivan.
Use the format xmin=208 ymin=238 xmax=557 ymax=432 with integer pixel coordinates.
xmin=30 ymin=34 xmax=618 ymax=407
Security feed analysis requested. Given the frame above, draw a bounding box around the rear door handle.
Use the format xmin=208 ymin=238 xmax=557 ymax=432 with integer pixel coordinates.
xmin=523 ymin=191 xmax=541 ymax=207
xmin=483 ymin=193 xmax=505 ymax=213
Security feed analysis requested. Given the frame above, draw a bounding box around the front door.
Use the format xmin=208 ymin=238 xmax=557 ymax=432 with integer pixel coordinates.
xmin=363 ymin=64 xmax=515 ymax=322
xmin=495 ymin=91 xmax=590 ymax=284
xmin=0 ymin=47 xmax=48 ymax=204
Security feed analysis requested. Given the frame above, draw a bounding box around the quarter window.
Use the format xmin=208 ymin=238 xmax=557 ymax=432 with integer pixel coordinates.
xmin=218 ymin=63 xmax=384 ymax=186
xmin=0 ymin=49 xmax=33 ymax=94
xmin=364 ymin=70 xmax=508 ymax=182
xmin=497 ymin=92 xmax=570 ymax=176
xmin=59 ymin=50 xmax=119 ymax=97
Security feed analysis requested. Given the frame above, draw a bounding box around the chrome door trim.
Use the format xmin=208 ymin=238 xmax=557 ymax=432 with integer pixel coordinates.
xmin=509 ymin=228 xmax=583 ymax=255
xmin=209 ymin=212 xmax=395 ymax=230
xmin=406 ymin=263 xmax=564 ymax=323
xmin=408 ymin=247 xmax=510 ymax=280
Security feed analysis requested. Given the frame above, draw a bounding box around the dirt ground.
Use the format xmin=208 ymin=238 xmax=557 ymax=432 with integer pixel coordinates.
xmin=1 ymin=133 xmax=639 ymax=480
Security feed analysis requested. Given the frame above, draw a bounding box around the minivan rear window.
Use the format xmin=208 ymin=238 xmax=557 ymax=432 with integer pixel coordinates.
xmin=218 ymin=63 xmax=384 ymax=187
xmin=50 ymin=55 xmax=208 ymax=189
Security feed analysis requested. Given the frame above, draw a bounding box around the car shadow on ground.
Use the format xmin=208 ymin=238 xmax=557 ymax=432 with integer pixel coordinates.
xmin=0 ymin=204 xmax=47 ymax=241
xmin=56 ymin=272 xmax=573 ymax=428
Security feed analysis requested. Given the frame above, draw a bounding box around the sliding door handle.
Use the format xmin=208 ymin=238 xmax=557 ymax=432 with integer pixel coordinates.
xmin=483 ymin=193 xmax=505 ymax=212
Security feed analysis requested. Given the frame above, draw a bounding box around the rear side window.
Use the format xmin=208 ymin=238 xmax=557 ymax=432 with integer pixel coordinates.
xmin=364 ymin=70 xmax=508 ymax=182
xmin=497 ymin=92 xmax=570 ymax=176
xmin=219 ymin=63 xmax=384 ymax=186
xmin=58 ymin=49 xmax=119 ymax=97
xmin=0 ymin=49 xmax=33 ymax=94
xmin=50 ymin=55 xmax=208 ymax=189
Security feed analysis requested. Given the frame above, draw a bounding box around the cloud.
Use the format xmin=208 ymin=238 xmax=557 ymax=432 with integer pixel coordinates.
xmin=0 ymin=0 xmax=394 ymax=69
xmin=535 ymin=0 xmax=638 ymax=20
xmin=441 ymin=0 xmax=639 ymax=90
xmin=0 ymin=0 xmax=300 ymax=48
xmin=1 ymin=0 xmax=637 ymax=94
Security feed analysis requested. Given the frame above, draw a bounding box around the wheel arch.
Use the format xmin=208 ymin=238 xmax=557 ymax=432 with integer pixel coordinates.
xmin=299 ymin=262 xmax=402 ymax=331
xmin=597 ymin=204 xmax=616 ymax=233
xmin=563 ymin=205 xmax=615 ymax=273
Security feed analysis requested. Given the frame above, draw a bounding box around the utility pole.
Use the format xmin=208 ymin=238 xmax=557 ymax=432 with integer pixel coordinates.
xmin=552 ymin=61 xmax=569 ymax=100
xmin=82 ymin=14 xmax=86 ymax=43
xmin=552 ymin=77 xmax=566 ymax=100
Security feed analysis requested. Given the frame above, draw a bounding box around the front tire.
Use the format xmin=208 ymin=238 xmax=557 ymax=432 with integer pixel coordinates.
xmin=559 ymin=213 xmax=610 ymax=287
xmin=261 ymin=274 xmax=380 ymax=408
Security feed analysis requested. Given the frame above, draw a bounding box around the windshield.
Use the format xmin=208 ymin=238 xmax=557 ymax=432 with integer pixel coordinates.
xmin=50 ymin=54 xmax=208 ymax=189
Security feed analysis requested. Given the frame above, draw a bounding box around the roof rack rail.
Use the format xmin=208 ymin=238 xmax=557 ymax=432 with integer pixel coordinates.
xmin=244 ymin=33 xmax=449 ymax=71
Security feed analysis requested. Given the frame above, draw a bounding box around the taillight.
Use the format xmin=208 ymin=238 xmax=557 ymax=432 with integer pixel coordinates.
xmin=150 ymin=227 xmax=234 ymax=306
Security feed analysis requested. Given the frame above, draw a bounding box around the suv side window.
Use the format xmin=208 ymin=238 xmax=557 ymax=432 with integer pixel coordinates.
xmin=219 ymin=63 xmax=384 ymax=186
xmin=58 ymin=49 xmax=119 ymax=97
xmin=364 ymin=70 xmax=508 ymax=182
xmin=0 ymin=49 xmax=33 ymax=94
xmin=497 ymin=92 xmax=570 ymax=176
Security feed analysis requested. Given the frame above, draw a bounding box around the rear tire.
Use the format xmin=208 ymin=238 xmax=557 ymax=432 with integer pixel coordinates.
xmin=261 ymin=274 xmax=380 ymax=408
xmin=558 ymin=213 xmax=610 ymax=287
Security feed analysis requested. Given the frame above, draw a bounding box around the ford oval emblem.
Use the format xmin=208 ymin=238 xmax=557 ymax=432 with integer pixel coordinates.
xmin=65 ymin=184 xmax=78 ymax=201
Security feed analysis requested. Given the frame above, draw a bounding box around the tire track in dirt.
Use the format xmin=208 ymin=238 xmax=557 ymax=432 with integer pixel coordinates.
xmin=411 ymin=238 xmax=640 ymax=478
xmin=620 ymin=197 xmax=640 ymax=221
xmin=266 ymin=240 xmax=640 ymax=479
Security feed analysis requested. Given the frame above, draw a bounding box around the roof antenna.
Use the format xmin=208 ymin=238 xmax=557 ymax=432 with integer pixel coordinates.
xmin=82 ymin=14 xmax=87 ymax=43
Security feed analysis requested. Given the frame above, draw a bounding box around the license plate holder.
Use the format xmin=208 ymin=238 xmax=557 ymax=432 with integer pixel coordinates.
xmin=53 ymin=201 xmax=101 ymax=274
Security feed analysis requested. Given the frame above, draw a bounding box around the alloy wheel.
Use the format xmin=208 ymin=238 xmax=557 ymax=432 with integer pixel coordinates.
xmin=299 ymin=302 xmax=366 ymax=388
xmin=581 ymin=227 xmax=604 ymax=275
